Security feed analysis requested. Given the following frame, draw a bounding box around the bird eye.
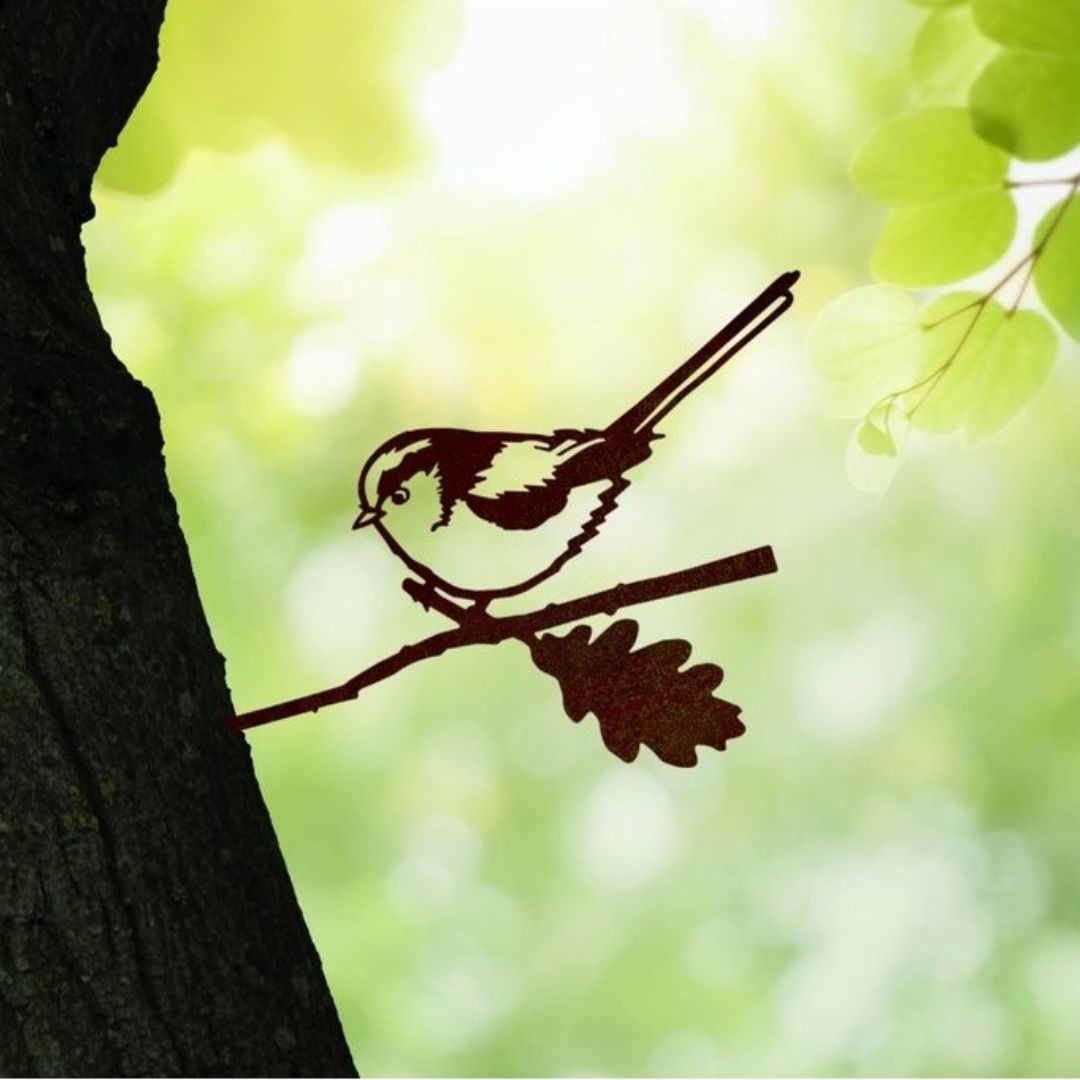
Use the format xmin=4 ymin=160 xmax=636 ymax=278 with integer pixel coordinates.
xmin=390 ymin=487 xmax=410 ymax=506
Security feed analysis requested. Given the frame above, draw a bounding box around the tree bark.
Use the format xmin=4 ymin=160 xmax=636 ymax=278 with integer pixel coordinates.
xmin=0 ymin=4 xmax=357 ymax=1074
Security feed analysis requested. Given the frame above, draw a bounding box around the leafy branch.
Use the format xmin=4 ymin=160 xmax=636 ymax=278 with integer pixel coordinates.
xmin=231 ymin=546 xmax=777 ymax=767
xmin=868 ymin=175 xmax=1079 ymax=450
xmin=811 ymin=0 xmax=1080 ymax=486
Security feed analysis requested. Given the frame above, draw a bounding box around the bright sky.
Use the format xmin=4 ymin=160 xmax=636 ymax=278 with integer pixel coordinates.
xmin=419 ymin=0 xmax=786 ymax=199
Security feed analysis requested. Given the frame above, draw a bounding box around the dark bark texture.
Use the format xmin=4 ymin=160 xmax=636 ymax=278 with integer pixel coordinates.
xmin=0 ymin=3 xmax=357 ymax=1074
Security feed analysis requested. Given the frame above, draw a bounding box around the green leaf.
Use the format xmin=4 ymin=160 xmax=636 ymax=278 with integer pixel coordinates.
xmin=912 ymin=6 xmax=999 ymax=104
xmin=1033 ymin=196 xmax=1080 ymax=341
xmin=967 ymin=310 xmax=1057 ymax=439
xmin=911 ymin=293 xmax=1005 ymax=432
xmin=909 ymin=294 xmax=1056 ymax=438
xmin=871 ymin=190 xmax=1016 ymax=286
xmin=970 ymin=51 xmax=1080 ymax=159
xmin=809 ymin=287 xmax=924 ymax=417
xmin=851 ymin=108 xmax=1010 ymax=206
xmin=846 ymin=424 xmax=905 ymax=494
xmin=973 ymin=0 xmax=1080 ymax=55
xmin=856 ymin=421 xmax=895 ymax=455
xmin=851 ymin=109 xmax=1015 ymax=284
xmin=906 ymin=0 xmax=967 ymax=8
xmin=856 ymin=403 xmax=898 ymax=456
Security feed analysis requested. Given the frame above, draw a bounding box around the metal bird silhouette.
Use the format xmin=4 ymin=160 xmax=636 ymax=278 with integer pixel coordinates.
xmin=353 ymin=270 xmax=798 ymax=606
xmin=234 ymin=271 xmax=798 ymax=767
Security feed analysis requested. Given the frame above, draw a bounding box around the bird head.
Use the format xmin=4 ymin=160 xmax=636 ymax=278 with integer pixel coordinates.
xmin=354 ymin=432 xmax=441 ymax=533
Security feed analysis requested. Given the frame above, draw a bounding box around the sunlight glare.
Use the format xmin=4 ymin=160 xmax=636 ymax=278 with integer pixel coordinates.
xmin=284 ymin=323 xmax=362 ymax=415
xmin=420 ymin=0 xmax=627 ymax=199
xmin=305 ymin=202 xmax=392 ymax=274
xmin=681 ymin=0 xmax=787 ymax=45
xmin=419 ymin=0 xmax=782 ymax=199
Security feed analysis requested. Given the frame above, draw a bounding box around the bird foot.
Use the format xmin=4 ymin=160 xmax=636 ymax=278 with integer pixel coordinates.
xmin=401 ymin=578 xmax=476 ymax=625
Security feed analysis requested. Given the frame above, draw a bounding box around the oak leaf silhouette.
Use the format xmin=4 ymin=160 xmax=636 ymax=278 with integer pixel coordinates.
xmin=528 ymin=619 xmax=745 ymax=767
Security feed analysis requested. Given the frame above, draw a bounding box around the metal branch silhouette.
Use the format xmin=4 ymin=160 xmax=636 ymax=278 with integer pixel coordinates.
xmin=232 ymin=272 xmax=798 ymax=765
xmin=231 ymin=545 xmax=777 ymax=736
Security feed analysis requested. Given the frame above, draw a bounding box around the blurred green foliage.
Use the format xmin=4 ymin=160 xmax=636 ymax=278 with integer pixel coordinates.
xmin=814 ymin=0 xmax=1080 ymax=490
xmin=97 ymin=0 xmax=461 ymax=193
xmin=85 ymin=0 xmax=1080 ymax=1074
xmin=911 ymin=6 xmax=997 ymax=104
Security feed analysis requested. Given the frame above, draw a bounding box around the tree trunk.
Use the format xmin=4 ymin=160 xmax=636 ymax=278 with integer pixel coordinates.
xmin=0 ymin=4 xmax=357 ymax=1074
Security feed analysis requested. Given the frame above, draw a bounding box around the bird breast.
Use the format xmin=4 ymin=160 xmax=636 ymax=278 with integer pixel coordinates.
xmin=384 ymin=472 xmax=614 ymax=597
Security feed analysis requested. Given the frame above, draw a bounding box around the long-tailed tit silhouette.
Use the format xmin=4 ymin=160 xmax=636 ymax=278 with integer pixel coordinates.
xmin=353 ymin=271 xmax=798 ymax=605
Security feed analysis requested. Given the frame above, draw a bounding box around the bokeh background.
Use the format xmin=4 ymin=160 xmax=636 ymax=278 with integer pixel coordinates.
xmin=84 ymin=0 xmax=1080 ymax=1074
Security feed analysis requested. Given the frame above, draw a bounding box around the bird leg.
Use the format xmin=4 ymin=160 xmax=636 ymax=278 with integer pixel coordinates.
xmin=400 ymin=577 xmax=498 ymax=630
xmin=401 ymin=577 xmax=473 ymax=625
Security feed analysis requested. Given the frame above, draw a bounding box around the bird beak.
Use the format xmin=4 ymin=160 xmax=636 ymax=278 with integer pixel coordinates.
xmin=352 ymin=507 xmax=382 ymax=529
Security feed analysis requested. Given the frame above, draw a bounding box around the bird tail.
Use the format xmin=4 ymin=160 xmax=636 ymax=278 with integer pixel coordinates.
xmin=605 ymin=270 xmax=799 ymax=438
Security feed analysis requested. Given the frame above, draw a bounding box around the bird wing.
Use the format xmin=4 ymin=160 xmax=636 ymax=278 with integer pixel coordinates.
xmin=548 ymin=426 xmax=657 ymax=488
xmin=463 ymin=435 xmax=574 ymax=531
xmin=461 ymin=428 xmax=654 ymax=531
xmin=467 ymin=437 xmax=563 ymax=498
